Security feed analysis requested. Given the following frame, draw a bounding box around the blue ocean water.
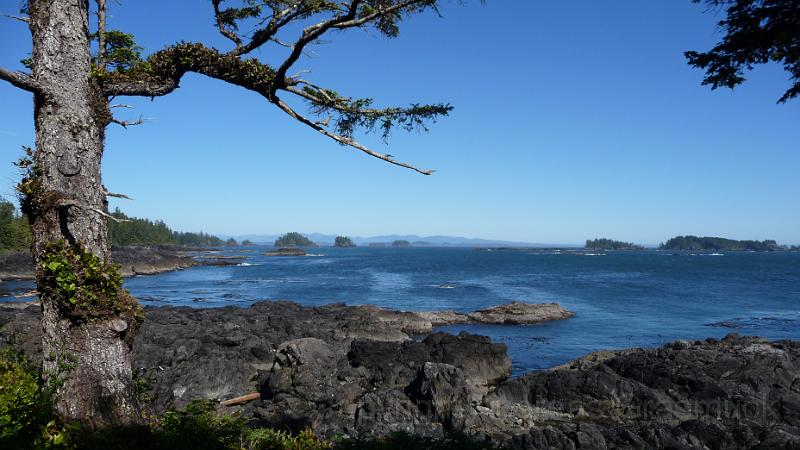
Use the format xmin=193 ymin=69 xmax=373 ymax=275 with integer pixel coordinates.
xmin=4 ymin=247 xmax=800 ymax=375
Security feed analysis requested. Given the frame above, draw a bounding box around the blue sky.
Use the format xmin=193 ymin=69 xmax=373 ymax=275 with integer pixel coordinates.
xmin=0 ymin=1 xmax=798 ymax=245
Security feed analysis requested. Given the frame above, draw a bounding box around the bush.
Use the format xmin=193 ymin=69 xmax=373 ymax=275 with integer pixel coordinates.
xmin=247 ymin=428 xmax=330 ymax=450
xmin=0 ymin=347 xmax=74 ymax=449
xmin=155 ymin=400 xmax=246 ymax=450
xmin=0 ymin=347 xmax=43 ymax=446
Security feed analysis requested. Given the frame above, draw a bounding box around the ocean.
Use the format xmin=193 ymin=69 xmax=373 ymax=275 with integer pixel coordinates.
xmin=5 ymin=247 xmax=800 ymax=375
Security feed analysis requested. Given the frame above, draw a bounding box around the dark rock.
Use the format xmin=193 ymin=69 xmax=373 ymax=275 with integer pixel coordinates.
xmin=2 ymin=301 xmax=800 ymax=449
xmin=265 ymin=248 xmax=307 ymax=257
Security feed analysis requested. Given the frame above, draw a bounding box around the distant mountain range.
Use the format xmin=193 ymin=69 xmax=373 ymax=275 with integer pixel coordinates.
xmin=218 ymin=233 xmax=577 ymax=248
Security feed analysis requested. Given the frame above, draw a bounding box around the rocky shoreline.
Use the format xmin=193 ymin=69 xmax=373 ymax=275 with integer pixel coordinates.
xmin=1 ymin=301 xmax=799 ymax=449
xmin=0 ymin=245 xmax=242 ymax=281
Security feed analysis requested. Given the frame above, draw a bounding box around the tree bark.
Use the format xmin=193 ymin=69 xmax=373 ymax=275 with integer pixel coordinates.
xmin=28 ymin=0 xmax=141 ymax=427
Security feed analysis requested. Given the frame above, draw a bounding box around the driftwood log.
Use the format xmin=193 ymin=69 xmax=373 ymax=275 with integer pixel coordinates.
xmin=219 ymin=392 xmax=261 ymax=407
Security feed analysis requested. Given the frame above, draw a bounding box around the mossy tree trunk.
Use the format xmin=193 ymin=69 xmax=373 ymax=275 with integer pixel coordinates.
xmin=27 ymin=0 xmax=142 ymax=427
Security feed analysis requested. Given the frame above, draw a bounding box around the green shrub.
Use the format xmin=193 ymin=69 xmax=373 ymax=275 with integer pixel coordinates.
xmin=247 ymin=428 xmax=330 ymax=450
xmin=0 ymin=347 xmax=74 ymax=450
xmin=0 ymin=347 xmax=43 ymax=446
xmin=155 ymin=400 xmax=245 ymax=450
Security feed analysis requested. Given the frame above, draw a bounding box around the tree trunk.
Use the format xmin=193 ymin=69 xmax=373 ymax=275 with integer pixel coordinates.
xmin=28 ymin=0 xmax=141 ymax=427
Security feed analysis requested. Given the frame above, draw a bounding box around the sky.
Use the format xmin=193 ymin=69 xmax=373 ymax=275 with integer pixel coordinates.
xmin=0 ymin=1 xmax=798 ymax=246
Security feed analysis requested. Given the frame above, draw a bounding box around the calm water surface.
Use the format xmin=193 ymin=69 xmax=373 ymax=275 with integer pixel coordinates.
xmin=4 ymin=247 xmax=799 ymax=375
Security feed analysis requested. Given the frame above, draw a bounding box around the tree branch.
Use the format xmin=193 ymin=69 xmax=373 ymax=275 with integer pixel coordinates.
xmin=99 ymin=1 xmax=447 ymax=174
xmin=104 ymin=79 xmax=179 ymax=97
xmin=2 ymin=13 xmax=29 ymax=23
xmin=110 ymin=116 xmax=146 ymax=128
xmin=0 ymin=67 xmax=40 ymax=93
xmin=271 ymin=94 xmax=434 ymax=175
xmin=97 ymin=0 xmax=107 ymax=70
xmin=57 ymin=198 xmax=131 ymax=223
xmin=212 ymin=0 xmax=243 ymax=50
xmin=103 ymin=189 xmax=134 ymax=200
xmin=332 ymin=0 xmax=429 ymax=29
xmin=271 ymin=1 xmax=363 ymax=92
xmin=229 ymin=2 xmax=324 ymax=57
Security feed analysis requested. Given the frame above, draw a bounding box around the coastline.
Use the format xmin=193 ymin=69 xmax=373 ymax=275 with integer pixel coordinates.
xmin=0 ymin=245 xmax=242 ymax=282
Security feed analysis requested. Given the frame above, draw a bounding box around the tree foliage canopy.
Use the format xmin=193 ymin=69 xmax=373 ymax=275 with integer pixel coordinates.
xmin=0 ymin=199 xmax=31 ymax=252
xmin=686 ymin=0 xmax=800 ymax=102
xmin=108 ymin=209 xmax=224 ymax=247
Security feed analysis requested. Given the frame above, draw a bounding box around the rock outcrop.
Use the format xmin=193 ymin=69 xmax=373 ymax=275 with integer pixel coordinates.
xmin=1 ymin=301 xmax=798 ymax=449
xmin=418 ymin=302 xmax=575 ymax=326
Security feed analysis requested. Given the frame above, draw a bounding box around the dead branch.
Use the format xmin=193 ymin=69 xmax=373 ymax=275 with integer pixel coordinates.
xmin=57 ymin=198 xmax=131 ymax=223
xmin=0 ymin=67 xmax=40 ymax=93
xmin=110 ymin=116 xmax=146 ymax=128
xmin=103 ymin=190 xmax=133 ymax=200
xmin=2 ymin=13 xmax=29 ymax=23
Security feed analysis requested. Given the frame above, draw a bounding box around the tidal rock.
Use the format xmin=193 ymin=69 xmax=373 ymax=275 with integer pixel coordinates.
xmin=265 ymin=248 xmax=307 ymax=257
xmin=415 ymin=302 xmax=575 ymax=327
xmin=415 ymin=310 xmax=471 ymax=326
xmin=466 ymin=301 xmax=575 ymax=325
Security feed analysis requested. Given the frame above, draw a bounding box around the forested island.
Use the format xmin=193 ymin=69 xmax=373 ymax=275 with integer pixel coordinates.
xmin=334 ymin=236 xmax=356 ymax=247
xmin=274 ymin=232 xmax=317 ymax=248
xmin=585 ymin=238 xmax=644 ymax=250
xmin=392 ymin=240 xmax=411 ymax=247
xmin=660 ymin=235 xmax=781 ymax=251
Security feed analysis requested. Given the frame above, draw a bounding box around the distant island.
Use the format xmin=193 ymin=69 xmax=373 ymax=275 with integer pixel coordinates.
xmin=659 ymin=236 xmax=780 ymax=252
xmin=274 ymin=232 xmax=317 ymax=248
xmin=392 ymin=240 xmax=411 ymax=247
xmin=334 ymin=236 xmax=356 ymax=247
xmin=585 ymin=238 xmax=644 ymax=250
